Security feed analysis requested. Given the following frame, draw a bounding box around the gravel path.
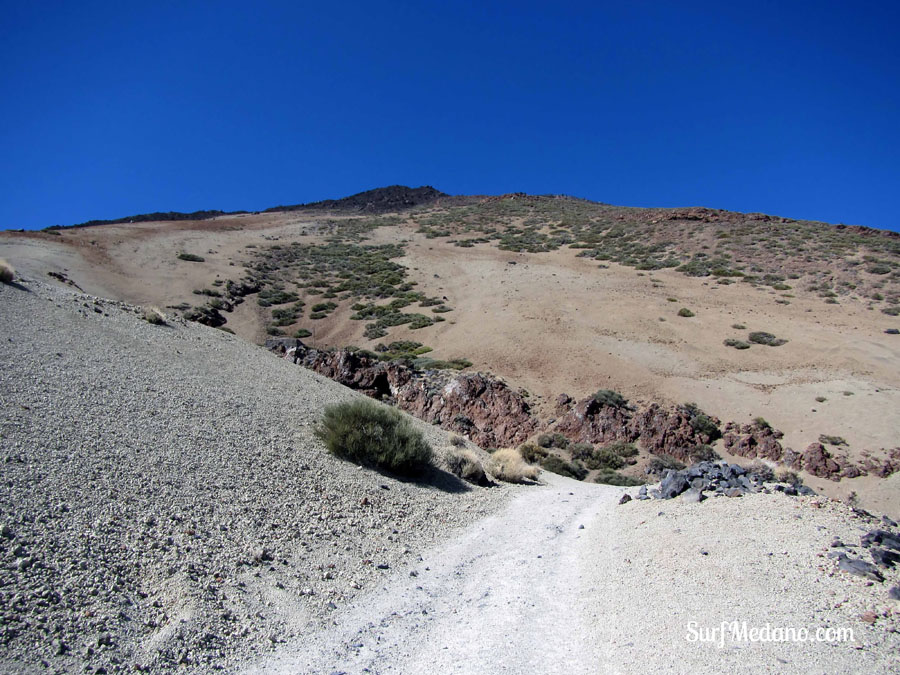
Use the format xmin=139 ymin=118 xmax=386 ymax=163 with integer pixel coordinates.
xmin=249 ymin=473 xmax=618 ymax=674
xmin=0 ymin=278 xmax=510 ymax=673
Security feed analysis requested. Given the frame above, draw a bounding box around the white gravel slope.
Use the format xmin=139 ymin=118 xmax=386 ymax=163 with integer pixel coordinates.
xmin=0 ymin=278 xmax=509 ymax=673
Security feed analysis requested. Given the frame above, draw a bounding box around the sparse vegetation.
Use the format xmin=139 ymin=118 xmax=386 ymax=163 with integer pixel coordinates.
xmin=689 ymin=444 xmax=720 ymax=462
xmin=177 ymin=253 xmax=206 ymax=262
xmin=677 ymin=308 xmax=695 ymax=317
xmin=518 ymin=443 xmax=548 ymax=464
xmin=487 ymin=448 xmax=540 ymax=483
xmin=646 ymin=455 xmax=686 ymax=476
xmin=142 ymin=307 xmax=166 ymax=325
xmin=540 ymin=455 xmax=587 ymax=480
xmin=444 ymin=448 xmax=486 ymax=485
xmin=0 ymin=259 xmax=15 ymax=284
xmin=724 ymin=338 xmax=751 ymax=350
xmin=748 ymin=331 xmax=787 ymax=347
xmin=314 ymin=399 xmax=432 ymax=475
xmin=592 ymin=389 xmax=628 ymax=408
xmin=818 ymin=434 xmax=847 ymax=446
xmin=594 ymin=470 xmax=645 ymax=486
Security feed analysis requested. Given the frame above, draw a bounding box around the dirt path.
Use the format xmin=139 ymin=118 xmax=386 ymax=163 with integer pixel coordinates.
xmin=247 ymin=472 xmax=900 ymax=675
xmin=247 ymin=474 xmax=619 ymax=674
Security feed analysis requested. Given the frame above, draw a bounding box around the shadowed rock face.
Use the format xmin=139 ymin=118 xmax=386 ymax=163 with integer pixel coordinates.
xmin=268 ymin=339 xmax=537 ymax=448
xmin=552 ymin=398 xmax=720 ymax=463
xmin=552 ymin=397 xmax=637 ymax=446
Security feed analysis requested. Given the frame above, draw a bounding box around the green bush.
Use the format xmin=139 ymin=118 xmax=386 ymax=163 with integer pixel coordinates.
xmin=540 ymin=455 xmax=587 ymax=480
xmin=605 ymin=441 xmax=639 ymax=458
xmin=568 ymin=442 xmax=594 ymax=461
xmin=584 ymin=449 xmax=624 ymax=471
xmin=748 ymin=331 xmax=787 ymax=347
xmin=519 ymin=443 xmax=548 ymax=464
xmin=677 ymin=308 xmax=695 ymax=317
xmin=177 ymin=252 xmax=205 ymax=262
xmin=689 ymin=444 xmax=720 ymax=462
xmin=646 ymin=455 xmax=685 ymax=476
xmin=592 ymin=389 xmax=628 ymax=408
xmin=724 ymin=338 xmax=751 ymax=350
xmin=314 ymin=399 xmax=432 ymax=475
xmin=594 ymin=470 xmax=645 ymax=486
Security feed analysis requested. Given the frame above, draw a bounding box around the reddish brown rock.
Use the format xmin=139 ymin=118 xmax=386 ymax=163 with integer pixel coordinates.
xmin=269 ymin=339 xmax=537 ymax=448
xmin=800 ymin=443 xmax=843 ymax=479
xmin=627 ymin=403 xmax=721 ymax=462
xmin=395 ymin=373 xmax=538 ymax=448
xmin=552 ymin=396 xmax=636 ymax=445
xmin=722 ymin=420 xmax=785 ymax=462
xmin=555 ymin=393 xmax=574 ymax=415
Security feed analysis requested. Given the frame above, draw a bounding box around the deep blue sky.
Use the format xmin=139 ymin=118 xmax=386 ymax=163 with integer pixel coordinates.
xmin=2 ymin=1 xmax=898 ymax=231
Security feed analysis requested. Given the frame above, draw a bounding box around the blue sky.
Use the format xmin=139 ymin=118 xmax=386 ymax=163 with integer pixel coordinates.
xmin=1 ymin=1 xmax=898 ymax=231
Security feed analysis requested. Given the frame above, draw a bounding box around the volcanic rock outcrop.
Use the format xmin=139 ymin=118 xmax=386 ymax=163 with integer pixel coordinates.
xmin=268 ymin=339 xmax=537 ymax=447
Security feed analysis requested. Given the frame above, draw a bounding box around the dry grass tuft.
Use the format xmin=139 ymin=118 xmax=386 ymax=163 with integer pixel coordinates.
xmin=444 ymin=448 xmax=487 ymax=485
xmin=0 ymin=259 xmax=15 ymax=284
xmin=487 ymin=447 xmax=539 ymax=483
xmin=143 ymin=307 xmax=167 ymax=325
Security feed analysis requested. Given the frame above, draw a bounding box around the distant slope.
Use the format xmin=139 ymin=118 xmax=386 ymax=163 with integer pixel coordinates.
xmin=265 ymin=185 xmax=448 ymax=214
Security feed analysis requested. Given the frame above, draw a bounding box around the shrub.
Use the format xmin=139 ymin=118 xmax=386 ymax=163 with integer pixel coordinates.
xmin=753 ymin=417 xmax=771 ymax=429
xmin=592 ymin=389 xmax=628 ymax=408
xmin=519 ymin=443 xmax=548 ymax=464
xmin=646 ymin=455 xmax=685 ymax=476
xmin=142 ymin=307 xmax=166 ymax=325
xmin=584 ymin=449 xmax=624 ymax=471
xmin=724 ymin=338 xmax=751 ymax=350
xmin=594 ymin=470 xmax=645 ymax=486
xmin=450 ymin=435 xmax=466 ymax=448
xmin=818 ymin=434 xmax=847 ymax=446
xmin=444 ymin=449 xmax=487 ymax=485
xmin=540 ymin=455 xmax=587 ymax=480
xmin=549 ymin=432 xmax=569 ymax=449
xmin=775 ymin=468 xmax=803 ymax=486
xmin=177 ymin=253 xmax=205 ymax=262
xmin=568 ymin=442 xmax=594 ymax=461
xmin=606 ymin=441 xmax=639 ymax=458
xmin=731 ymin=323 xmax=746 ymax=330
xmin=314 ymin=399 xmax=432 ymax=475
xmin=487 ymin=448 xmax=539 ymax=483
xmin=689 ymin=444 xmax=720 ymax=462
xmin=815 ymin=396 xmax=826 ymax=403
xmin=748 ymin=460 xmax=775 ymax=482
xmin=677 ymin=308 xmax=695 ymax=317
xmin=0 ymin=259 xmax=14 ymax=284
xmin=536 ymin=433 xmax=553 ymax=448
xmin=748 ymin=331 xmax=787 ymax=346
xmin=683 ymin=403 xmax=721 ymax=441
xmin=294 ymin=329 xmax=312 ymax=338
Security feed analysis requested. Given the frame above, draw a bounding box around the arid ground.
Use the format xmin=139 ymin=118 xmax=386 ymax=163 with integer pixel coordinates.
xmin=2 ymin=190 xmax=898 ymax=515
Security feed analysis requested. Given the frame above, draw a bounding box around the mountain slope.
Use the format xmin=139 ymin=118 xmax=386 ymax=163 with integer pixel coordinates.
xmin=0 ymin=277 xmax=506 ymax=673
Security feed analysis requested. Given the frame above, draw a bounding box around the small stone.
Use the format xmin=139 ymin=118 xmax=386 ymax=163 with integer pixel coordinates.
xmin=700 ymin=549 xmax=709 ymax=556
xmin=682 ymin=488 xmax=705 ymax=504
xmin=860 ymin=611 xmax=878 ymax=624
xmin=618 ymin=494 xmax=632 ymax=505
xmin=888 ymin=586 xmax=900 ymax=601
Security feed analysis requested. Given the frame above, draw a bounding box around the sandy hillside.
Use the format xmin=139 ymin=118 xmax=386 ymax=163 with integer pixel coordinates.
xmin=1 ymin=195 xmax=898 ymax=515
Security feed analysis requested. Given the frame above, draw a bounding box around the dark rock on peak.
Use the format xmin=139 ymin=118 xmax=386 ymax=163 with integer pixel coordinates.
xmin=267 ymin=185 xmax=448 ymax=214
